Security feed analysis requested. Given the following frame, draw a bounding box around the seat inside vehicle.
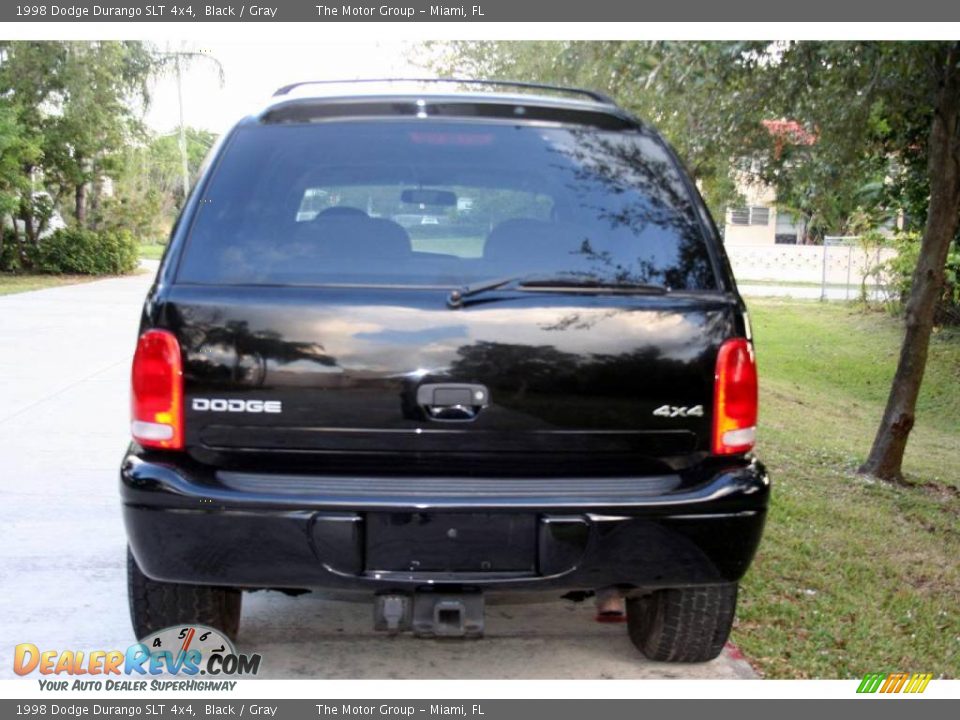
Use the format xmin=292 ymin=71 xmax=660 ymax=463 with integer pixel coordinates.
xmin=250 ymin=207 xmax=415 ymax=280
xmin=310 ymin=213 xmax=412 ymax=259
xmin=483 ymin=218 xmax=597 ymax=275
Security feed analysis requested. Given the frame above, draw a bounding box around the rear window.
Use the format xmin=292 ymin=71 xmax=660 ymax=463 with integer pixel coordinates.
xmin=178 ymin=120 xmax=716 ymax=290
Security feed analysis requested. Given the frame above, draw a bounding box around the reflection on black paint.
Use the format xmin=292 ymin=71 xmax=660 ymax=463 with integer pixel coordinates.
xmin=180 ymin=311 xmax=336 ymax=388
xmin=449 ymin=339 xmax=713 ymax=401
xmin=547 ymin=129 xmax=715 ymax=290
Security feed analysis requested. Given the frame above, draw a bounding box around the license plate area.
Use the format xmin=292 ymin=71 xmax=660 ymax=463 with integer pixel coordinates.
xmin=365 ymin=512 xmax=537 ymax=573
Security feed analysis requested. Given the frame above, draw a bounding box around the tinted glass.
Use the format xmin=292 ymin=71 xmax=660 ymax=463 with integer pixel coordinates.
xmin=178 ymin=121 xmax=716 ymax=290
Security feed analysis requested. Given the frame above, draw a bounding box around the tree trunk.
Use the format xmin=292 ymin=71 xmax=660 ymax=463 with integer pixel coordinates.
xmin=859 ymin=44 xmax=960 ymax=482
xmin=90 ymin=178 xmax=103 ymax=225
xmin=19 ymin=198 xmax=38 ymax=246
xmin=90 ymin=178 xmax=101 ymax=229
xmin=75 ymin=182 xmax=87 ymax=227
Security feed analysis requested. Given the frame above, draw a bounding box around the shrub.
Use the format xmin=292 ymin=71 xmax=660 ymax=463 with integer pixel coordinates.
xmin=28 ymin=227 xmax=139 ymax=275
xmin=886 ymin=232 xmax=960 ymax=325
xmin=0 ymin=234 xmax=23 ymax=271
xmin=854 ymin=228 xmax=891 ymax=303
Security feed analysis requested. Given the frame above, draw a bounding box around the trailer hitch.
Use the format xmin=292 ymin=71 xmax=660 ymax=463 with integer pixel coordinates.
xmin=374 ymin=592 xmax=484 ymax=638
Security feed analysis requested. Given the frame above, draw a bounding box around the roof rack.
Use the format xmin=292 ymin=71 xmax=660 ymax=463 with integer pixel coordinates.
xmin=271 ymin=78 xmax=618 ymax=106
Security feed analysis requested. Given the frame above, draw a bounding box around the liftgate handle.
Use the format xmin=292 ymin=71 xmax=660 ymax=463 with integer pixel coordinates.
xmin=415 ymin=383 xmax=490 ymax=421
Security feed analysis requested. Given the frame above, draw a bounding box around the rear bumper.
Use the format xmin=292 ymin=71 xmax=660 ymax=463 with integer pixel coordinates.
xmin=121 ymin=452 xmax=769 ymax=595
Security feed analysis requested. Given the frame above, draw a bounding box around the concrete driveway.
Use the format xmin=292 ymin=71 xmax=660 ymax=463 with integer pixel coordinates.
xmin=0 ymin=270 xmax=756 ymax=680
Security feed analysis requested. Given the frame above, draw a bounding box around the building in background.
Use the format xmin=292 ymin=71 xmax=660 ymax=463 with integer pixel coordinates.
xmin=722 ymin=181 xmax=808 ymax=246
xmin=722 ymin=119 xmax=813 ymax=246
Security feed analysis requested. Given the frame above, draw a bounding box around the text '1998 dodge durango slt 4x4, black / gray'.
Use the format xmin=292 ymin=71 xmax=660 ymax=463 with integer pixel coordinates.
xmin=122 ymin=79 xmax=768 ymax=664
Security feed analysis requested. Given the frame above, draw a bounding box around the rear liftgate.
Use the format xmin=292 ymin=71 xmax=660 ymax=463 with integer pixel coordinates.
xmin=369 ymin=512 xmax=547 ymax=638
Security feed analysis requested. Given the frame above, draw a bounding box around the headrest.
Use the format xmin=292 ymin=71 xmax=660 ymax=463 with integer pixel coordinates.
xmin=484 ymin=219 xmax=588 ymax=271
xmin=309 ymin=214 xmax=412 ymax=260
xmin=314 ymin=205 xmax=368 ymax=219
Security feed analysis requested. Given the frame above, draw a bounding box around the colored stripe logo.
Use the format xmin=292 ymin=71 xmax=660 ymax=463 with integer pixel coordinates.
xmin=857 ymin=672 xmax=933 ymax=694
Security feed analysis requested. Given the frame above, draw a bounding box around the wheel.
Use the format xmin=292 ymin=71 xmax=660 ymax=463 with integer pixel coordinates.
xmin=127 ymin=547 xmax=242 ymax=641
xmin=626 ymin=583 xmax=738 ymax=663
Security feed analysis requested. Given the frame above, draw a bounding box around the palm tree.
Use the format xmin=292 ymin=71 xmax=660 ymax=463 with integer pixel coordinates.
xmin=154 ymin=44 xmax=225 ymax=202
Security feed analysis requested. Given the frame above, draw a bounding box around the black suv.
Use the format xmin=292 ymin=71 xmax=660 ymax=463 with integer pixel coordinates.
xmin=123 ymin=79 xmax=768 ymax=663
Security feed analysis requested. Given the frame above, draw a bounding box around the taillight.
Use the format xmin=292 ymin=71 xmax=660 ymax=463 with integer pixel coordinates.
xmin=712 ymin=338 xmax=758 ymax=455
xmin=131 ymin=330 xmax=183 ymax=450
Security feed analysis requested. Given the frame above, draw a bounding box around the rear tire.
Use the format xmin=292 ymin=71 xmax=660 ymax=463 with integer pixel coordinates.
xmin=127 ymin=548 xmax=241 ymax=641
xmin=626 ymin=584 xmax=737 ymax=663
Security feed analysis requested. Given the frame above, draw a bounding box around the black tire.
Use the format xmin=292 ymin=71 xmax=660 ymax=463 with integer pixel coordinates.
xmin=626 ymin=583 xmax=738 ymax=663
xmin=127 ymin=548 xmax=242 ymax=642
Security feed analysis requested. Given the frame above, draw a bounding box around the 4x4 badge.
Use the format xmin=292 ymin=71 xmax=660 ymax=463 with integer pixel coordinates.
xmin=653 ymin=404 xmax=704 ymax=418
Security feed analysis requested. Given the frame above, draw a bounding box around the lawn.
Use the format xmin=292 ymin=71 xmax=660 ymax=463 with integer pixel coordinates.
xmin=138 ymin=243 xmax=166 ymax=260
xmin=0 ymin=272 xmax=99 ymax=296
xmin=734 ymin=298 xmax=959 ymax=678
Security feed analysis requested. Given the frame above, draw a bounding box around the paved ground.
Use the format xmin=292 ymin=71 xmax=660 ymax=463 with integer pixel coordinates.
xmin=0 ymin=269 xmax=756 ymax=680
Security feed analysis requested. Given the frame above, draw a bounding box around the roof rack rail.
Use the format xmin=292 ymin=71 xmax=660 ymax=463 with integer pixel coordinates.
xmin=271 ymin=78 xmax=618 ymax=106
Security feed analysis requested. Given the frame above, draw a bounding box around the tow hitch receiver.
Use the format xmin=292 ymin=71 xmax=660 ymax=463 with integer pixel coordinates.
xmin=374 ymin=592 xmax=484 ymax=638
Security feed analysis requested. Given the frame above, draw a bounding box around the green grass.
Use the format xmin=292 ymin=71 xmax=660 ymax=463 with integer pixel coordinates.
xmin=733 ymin=298 xmax=960 ymax=678
xmin=0 ymin=272 xmax=99 ymax=296
xmin=138 ymin=243 xmax=166 ymax=260
xmin=740 ymin=278 xmax=886 ymax=289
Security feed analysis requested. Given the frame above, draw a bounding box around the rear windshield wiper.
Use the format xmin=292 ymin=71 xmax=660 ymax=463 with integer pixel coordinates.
xmin=447 ymin=273 xmax=668 ymax=308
